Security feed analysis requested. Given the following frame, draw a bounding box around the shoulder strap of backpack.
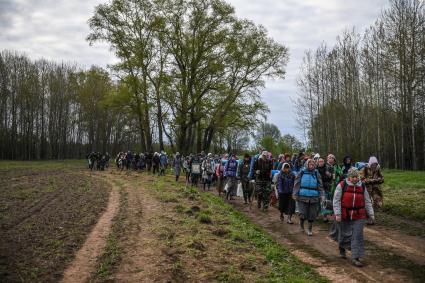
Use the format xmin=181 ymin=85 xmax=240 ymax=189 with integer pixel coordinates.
xmin=340 ymin=180 xmax=348 ymax=194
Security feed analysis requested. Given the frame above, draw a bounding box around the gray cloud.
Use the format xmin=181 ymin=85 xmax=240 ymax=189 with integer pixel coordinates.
xmin=0 ymin=0 xmax=390 ymax=140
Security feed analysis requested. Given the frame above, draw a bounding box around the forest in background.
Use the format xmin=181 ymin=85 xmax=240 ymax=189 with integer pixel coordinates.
xmin=296 ymin=0 xmax=425 ymax=170
xmin=0 ymin=0 xmax=289 ymax=159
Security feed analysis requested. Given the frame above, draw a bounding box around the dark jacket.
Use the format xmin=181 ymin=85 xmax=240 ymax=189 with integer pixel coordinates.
xmin=237 ymin=159 xmax=251 ymax=181
xmin=277 ymin=171 xmax=295 ymax=194
xmin=253 ymin=157 xmax=273 ymax=182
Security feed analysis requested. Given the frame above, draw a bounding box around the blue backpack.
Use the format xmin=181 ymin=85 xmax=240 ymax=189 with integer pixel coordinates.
xmin=355 ymin=162 xmax=366 ymax=170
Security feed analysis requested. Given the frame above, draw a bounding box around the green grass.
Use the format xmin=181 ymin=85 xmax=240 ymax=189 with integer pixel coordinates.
xmin=382 ymin=170 xmax=425 ymax=221
xmin=149 ymin=177 xmax=327 ymax=282
xmin=199 ymin=192 xmax=328 ymax=283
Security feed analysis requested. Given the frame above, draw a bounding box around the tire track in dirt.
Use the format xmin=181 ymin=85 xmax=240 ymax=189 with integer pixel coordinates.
xmin=198 ymin=185 xmax=420 ymax=283
xmin=61 ymin=173 xmax=120 ymax=283
xmin=108 ymin=172 xmax=174 ymax=283
xmin=363 ymin=226 xmax=425 ymax=265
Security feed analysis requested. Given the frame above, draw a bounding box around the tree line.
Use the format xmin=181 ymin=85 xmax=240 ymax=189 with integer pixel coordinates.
xmin=296 ymin=0 xmax=425 ymax=170
xmin=0 ymin=0 xmax=289 ymax=159
xmin=0 ymin=51 xmax=135 ymax=159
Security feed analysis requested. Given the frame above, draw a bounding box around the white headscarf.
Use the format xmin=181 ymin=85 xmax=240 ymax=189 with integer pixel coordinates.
xmin=368 ymin=156 xmax=379 ymax=166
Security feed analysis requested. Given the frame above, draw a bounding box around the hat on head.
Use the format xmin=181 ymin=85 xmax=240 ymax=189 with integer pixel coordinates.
xmin=282 ymin=163 xmax=290 ymax=170
xmin=347 ymin=167 xmax=359 ymax=178
xmin=368 ymin=156 xmax=379 ymax=166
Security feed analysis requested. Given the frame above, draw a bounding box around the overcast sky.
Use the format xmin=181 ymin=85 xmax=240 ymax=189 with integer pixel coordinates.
xmin=0 ymin=0 xmax=389 ymax=141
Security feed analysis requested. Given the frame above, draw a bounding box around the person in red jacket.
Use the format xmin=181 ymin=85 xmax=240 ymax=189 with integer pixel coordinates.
xmin=331 ymin=167 xmax=375 ymax=267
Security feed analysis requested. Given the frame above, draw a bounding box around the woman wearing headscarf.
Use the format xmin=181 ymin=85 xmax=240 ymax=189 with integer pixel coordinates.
xmin=275 ymin=163 xmax=296 ymax=223
xmin=341 ymin=155 xmax=353 ymax=179
xmin=331 ymin=167 xmax=375 ymax=267
xmin=293 ymin=159 xmax=324 ymax=236
xmin=362 ymin=156 xmax=384 ymax=212
xmin=317 ymin=157 xmax=333 ymax=222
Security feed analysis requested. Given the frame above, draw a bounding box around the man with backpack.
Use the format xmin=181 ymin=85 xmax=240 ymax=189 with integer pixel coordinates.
xmin=237 ymin=153 xmax=252 ymax=204
xmin=216 ymin=154 xmax=228 ymax=196
xmin=190 ymin=155 xmax=202 ymax=187
xmin=331 ymin=167 xmax=375 ymax=267
xmin=159 ymin=151 xmax=168 ymax=176
xmin=201 ymin=153 xmax=215 ymax=190
xmin=253 ymin=151 xmax=273 ymax=211
xmin=152 ymin=152 xmax=160 ymax=174
xmin=224 ymin=153 xmax=239 ymax=201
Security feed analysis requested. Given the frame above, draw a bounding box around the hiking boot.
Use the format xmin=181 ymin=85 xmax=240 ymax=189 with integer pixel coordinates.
xmin=306 ymin=222 xmax=313 ymax=236
xmin=287 ymin=216 xmax=293 ymax=224
xmin=339 ymin=248 xmax=346 ymax=259
xmin=299 ymin=220 xmax=305 ymax=232
xmin=351 ymin=258 xmax=363 ymax=267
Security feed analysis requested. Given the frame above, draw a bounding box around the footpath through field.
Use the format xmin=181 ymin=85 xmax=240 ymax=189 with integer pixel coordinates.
xmin=215 ymin=189 xmax=425 ymax=282
xmin=64 ymin=170 xmax=425 ymax=283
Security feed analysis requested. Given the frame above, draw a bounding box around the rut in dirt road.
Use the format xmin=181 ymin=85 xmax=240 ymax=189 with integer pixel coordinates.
xmin=108 ymin=172 xmax=175 ymax=282
xmin=199 ymin=185 xmax=425 ymax=283
xmin=61 ymin=173 xmax=120 ymax=283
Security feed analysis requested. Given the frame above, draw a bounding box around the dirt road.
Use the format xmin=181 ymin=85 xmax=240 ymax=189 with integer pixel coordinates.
xmin=63 ymin=171 xmax=425 ymax=282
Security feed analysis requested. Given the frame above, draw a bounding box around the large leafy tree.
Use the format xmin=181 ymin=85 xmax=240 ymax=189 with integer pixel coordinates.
xmin=87 ymin=0 xmax=289 ymax=154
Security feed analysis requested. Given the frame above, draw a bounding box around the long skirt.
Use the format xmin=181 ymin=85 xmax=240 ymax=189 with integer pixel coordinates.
xmin=278 ymin=193 xmax=295 ymax=215
xmin=241 ymin=179 xmax=253 ymax=202
xmin=330 ymin=219 xmax=366 ymax=259
xmin=297 ymin=201 xmax=320 ymax=222
xmin=226 ymin=177 xmax=238 ymax=196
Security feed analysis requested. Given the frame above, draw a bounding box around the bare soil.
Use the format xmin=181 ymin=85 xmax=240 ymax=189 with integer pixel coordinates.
xmin=0 ymin=168 xmax=110 ymax=282
xmin=61 ymin=173 xmax=120 ymax=283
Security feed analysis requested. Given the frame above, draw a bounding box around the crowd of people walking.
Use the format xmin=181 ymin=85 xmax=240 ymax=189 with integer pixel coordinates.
xmin=86 ymin=148 xmax=384 ymax=267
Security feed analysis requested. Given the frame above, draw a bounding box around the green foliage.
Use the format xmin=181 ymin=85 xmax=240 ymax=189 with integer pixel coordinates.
xmin=199 ymin=190 xmax=328 ymax=282
xmin=259 ymin=133 xmax=302 ymax=157
xmin=87 ymin=0 xmax=289 ymax=154
xmin=382 ymin=170 xmax=425 ymax=221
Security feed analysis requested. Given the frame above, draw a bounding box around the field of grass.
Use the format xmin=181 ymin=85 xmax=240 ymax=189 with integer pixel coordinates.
xmin=0 ymin=160 xmax=110 ymax=282
xmin=382 ymin=170 xmax=425 ymax=222
xmin=149 ymin=177 xmax=328 ymax=283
